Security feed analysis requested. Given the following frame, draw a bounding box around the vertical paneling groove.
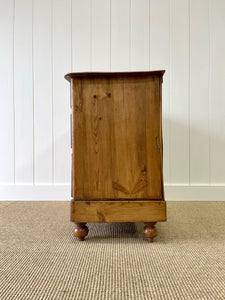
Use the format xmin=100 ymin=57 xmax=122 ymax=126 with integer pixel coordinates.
xmin=149 ymin=0 xmax=151 ymax=70
xmin=188 ymin=0 xmax=191 ymax=185
xmin=130 ymin=0 xmax=149 ymax=71
xmin=51 ymin=0 xmax=54 ymax=184
xmin=13 ymin=0 xmax=15 ymax=184
xmin=190 ymin=0 xmax=210 ymax=184
xmin=52 ymin=0 xmax=71 ymax=184
xmin=90 ymin=0 xmax=92 ymax=71
xmin=208 ymin=0 xmax=212 ymax=184
xmin=32 ymin=0 xmax=35 ymax=184
xmin=170 ymin=0 xmax=190 ymax=184
xmin=0 ymin=0 xmax=225 ymax=191
xmin=150 ymin=0 xmax=170 ymax=183
xmin=109 ymin=0 xmax=111 ymax=71
xmin=14 ymin=0 xmax=33 ymax=184
xmin=33 ymin=0 xmax=53 ymax=184
xmin=72 ymin=0 xmax=91 ymax=71
xmin=0 ymin=0 xmax=15 ymax=184
xmin=111 ymin=0 xmax=130 ymax=71
xmin=129 ymin=0 xmax=131 ymax=70
xmin=210 ymin=0 xmax=225 ymax=183
xmin=169 ymin=0 xmax=173 ymax=184
xmin=71 ymin=0 xmax=73 ymax=71
xmin=92 ymin=0 xmax=110 ymax=71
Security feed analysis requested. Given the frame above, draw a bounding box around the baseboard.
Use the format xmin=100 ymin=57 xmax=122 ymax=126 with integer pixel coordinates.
xmin=0 ymin=184 xmax=70 ymax=201
xmin=0 ymin=184 xmax=224 ymax=201
xmin=165 ymin=184 xmax=225 ymax=201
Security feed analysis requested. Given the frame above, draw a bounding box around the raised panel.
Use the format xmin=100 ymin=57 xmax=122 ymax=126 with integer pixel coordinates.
xmin=71 ymin=74 xmax=162 ymax=200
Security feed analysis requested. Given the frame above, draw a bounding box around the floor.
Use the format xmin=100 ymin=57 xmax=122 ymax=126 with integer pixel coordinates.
xmin=0 ymin=201 xmax=225 ymax=300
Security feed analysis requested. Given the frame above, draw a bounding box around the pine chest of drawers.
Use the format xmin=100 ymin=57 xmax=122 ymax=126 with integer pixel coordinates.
xmin=65 ymin=71 xmax=167 ymax=242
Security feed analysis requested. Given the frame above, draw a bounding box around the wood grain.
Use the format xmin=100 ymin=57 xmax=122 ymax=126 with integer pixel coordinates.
xmin=145 ymin=76 xmax=162 ymax=198
xmin=68 ymin=71 xmax=166 ymax=241
xmin=70 ymin=73 xmax=164 ymax=200
xmin=65 ymin=71 xmax=165 ymax=82
xmin=71 ymin=200 xmax=166 ymax=223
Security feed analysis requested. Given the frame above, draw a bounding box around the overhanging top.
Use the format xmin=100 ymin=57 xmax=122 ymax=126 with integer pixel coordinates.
xmin=65 ymin=70 xmax=165 ymax=82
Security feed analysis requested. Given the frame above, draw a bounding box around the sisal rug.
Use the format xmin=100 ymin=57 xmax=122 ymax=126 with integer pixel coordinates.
xmin=0 ymin=201 xmax=224 ymax=300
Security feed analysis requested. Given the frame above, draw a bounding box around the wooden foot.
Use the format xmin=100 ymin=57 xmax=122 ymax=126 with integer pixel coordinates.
xmin=143 ymin=222 xmax=157 ymax=243
xmin=73 ymin=223 xmax=88 ymax=241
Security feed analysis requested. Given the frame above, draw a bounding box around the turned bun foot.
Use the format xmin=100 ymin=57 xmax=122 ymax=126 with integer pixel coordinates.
xmin=73 ymin=223 xmax=89 ymax=241
xmin=143 ymin=222 xmax=157 ymax=243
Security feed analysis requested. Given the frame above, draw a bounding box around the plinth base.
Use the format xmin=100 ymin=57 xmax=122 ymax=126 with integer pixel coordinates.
xmin=71 ymin=200 xmax=166 ymax=242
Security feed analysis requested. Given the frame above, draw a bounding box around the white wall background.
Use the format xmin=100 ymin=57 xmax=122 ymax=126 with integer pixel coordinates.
xmin=0 ymin=0 xmax=225 ymax=200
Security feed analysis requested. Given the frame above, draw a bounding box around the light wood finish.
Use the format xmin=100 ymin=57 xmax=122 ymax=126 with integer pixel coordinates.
xmin=71 ymin=200 xmax=166 ymax=223
xmin=66 ymin=71 xmax=166 ymax=242
xmin=70 ymin=73 xmax=164 ymax=200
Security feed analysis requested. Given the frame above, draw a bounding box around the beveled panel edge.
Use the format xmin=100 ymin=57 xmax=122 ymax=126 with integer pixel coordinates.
xmin=65 ymin=70 xmax=166 ymax=82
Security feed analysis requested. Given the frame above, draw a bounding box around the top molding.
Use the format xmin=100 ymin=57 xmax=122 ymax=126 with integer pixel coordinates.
xmin=65 ymin=70 xmax=165 ymax=82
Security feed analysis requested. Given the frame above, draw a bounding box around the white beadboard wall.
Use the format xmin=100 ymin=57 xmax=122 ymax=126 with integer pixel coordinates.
xmin=0 ymin=0 xmax=225 ymax=201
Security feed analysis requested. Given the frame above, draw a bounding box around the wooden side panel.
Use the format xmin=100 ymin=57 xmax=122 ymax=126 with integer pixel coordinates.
xmin=113 ymin=77 xmax=148 ymax=198
xmin=146 ymin=77 xmax=162 ymax=198
xmin=72 ymin=75 xmax=162 ymax=200
xmin=72 ymin=79 xmax=84 ymax=198
xmin=83 ymin=78 xmax=113 ymax=199
xmin=72 ymin=77 xmax=113 ymax=199
xmin=110 ymin=77 xmax=128 ymax=198
xmin=71 ymin=200 xmax=167 ymax=223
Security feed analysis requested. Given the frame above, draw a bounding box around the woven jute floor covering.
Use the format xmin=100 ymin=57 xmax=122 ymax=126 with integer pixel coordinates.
xmin=0 ymin=201 xmax=224 ymax=300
